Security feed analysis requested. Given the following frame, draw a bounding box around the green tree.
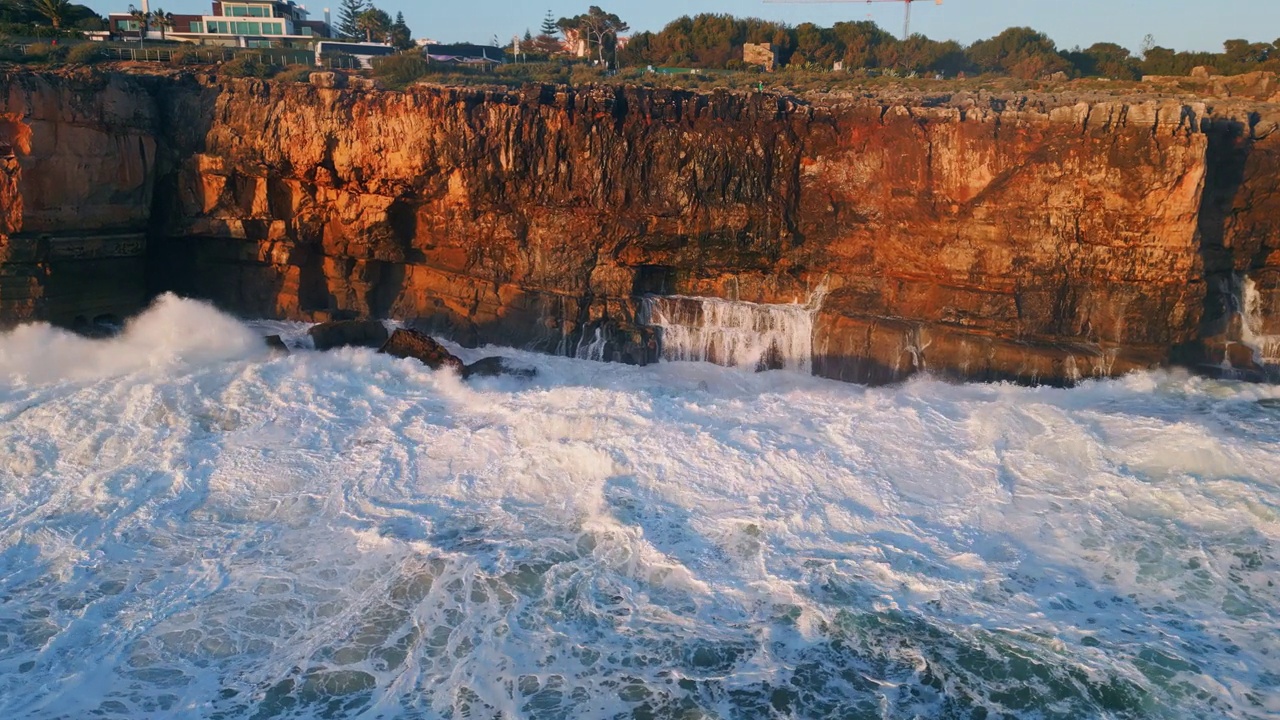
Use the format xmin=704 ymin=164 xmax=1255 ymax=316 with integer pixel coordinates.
xmin=389 ymin=10 xmax=413 ymax=50
xmin=29 ymin=0 xmax=73 ymax=30
xmin=73 ymin=14 xmax=106 ymax=31
xmin=1222 ymin=38 xmax=1271 ymax=72
xmin=533 ymin=29 xmax=563 ymax=56
xmin=619 ymin=13 xmax=792 ymax=69
xmin=558 ymin=6 xmax=628 ymax=66
xmin=150 ymin=8 xmax=172 ymax=40
xmin=336 ymin=0 xmax=367 ymax=39
xmin=540 ymin=9 xmax=559 ymax=37
xmin=966 ymin=27 xmax=1070 ymax=78
xmin=880 ymin=35 xmax=968 ymax=74
xmin=831 ymin=21 xmax=892 ymax=69
xmin=355 ymin=7 xmax=391 ymax=43
xmin=790 ymin=22 xmax=840 ymax=68
xmin=127 ymin=2 xmax=149 ymax=37
xmin=1140 ymin=45 xmax=1218 ymax=76
xmin=1063 ymin=42 xmax=1139 ymax=80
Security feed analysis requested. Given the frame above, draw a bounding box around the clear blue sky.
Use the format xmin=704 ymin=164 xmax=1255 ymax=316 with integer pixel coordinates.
xmin=128 ymin=1 xmax=1280 ymax=54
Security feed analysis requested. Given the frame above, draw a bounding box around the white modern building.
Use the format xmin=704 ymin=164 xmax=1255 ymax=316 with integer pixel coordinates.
xmin=109 ymin=0 xmax=333 ymax=49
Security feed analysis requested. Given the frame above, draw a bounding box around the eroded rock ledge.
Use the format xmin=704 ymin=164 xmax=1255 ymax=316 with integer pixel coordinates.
xmin=3 ymin=68 xmax=1279 ymax=386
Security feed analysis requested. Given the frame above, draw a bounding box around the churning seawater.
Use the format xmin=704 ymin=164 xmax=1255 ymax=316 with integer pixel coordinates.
xmin=0 ymin=295 xmax=1278 ymax=719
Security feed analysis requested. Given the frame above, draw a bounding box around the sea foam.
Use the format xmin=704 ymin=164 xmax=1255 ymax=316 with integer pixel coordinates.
xmin=0 ymin=300 xmax=1278 ymax=719
xmin=0 ymin=294 xmax=267 ymax=387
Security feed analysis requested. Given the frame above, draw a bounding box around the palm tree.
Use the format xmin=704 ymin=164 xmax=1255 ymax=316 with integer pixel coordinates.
xmin=150 ymin=8 xmax=173 ymax=41
xmin=30 ymin=0 xmax=73 ymax=31
xmin=354 ymin=8 xmax=390 ymax=43
xmin=127 ymin=3 xmax=150 ymax=40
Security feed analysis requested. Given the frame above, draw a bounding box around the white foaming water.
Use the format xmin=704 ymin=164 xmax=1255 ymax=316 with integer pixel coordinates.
xmin=575 ymin=327 xmax=608 ymax=362
xmin=641 ymin=294 xmax=818 ymax=372
xmin=0 ymin=294 xmax=267 ymax=385
xmin=1242 ymin=277 xmax=1280 ymax=366
xmin=2 ymin=298 xmax=1280 ymax=719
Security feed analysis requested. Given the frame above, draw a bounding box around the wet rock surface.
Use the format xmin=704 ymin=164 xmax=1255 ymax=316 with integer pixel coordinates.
xmin=377 ymin=328 xmax=465 ymax=373
xmin=461 ymin=356 xmax=538 ymax=380
xmin=4 ymin=69 xmax=1280 ymax=385
xmin=308 ymin=320 xmax=390 ymax=351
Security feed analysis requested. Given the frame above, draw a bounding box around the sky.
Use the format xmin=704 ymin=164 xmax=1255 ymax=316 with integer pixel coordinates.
xmin=123 ymin=1 xmax=1280 ymax=55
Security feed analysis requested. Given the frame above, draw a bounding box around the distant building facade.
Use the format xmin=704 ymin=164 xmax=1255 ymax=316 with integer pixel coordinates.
xmin=315 ymin=41 xmax=397 ymax=68
xmin=422 ymin=44 xmax=505 ymax=68
xmin=743 ymin=43 xmax=778 ymax=72
xmin=109 ymin=1 xmax=332 ymax=49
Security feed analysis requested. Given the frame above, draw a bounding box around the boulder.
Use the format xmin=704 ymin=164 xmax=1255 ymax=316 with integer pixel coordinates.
xmin=378 ymin=328 xmax=464 ymax=372
xmin=1190 ymin=65 xmax=1215 ymax=80
xmin=1227 ymin=341 xmax=1259 ymax=371
xmin=264 ymin=334 xmax=289 ymax=354
xmin=309 ymin=320 xmax=389 ymax=350
xmin=348 ymin=77 xmax=386 ymax=91
xmin=70 ymin=314 xmax=122 ymax=339
xmin=462 ymin=356 xmax=538 ymax=380
xmin=309 ymin=71 xmax=347 ymax=89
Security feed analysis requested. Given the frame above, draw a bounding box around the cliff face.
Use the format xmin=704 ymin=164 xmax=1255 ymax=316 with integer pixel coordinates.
xmin=3 ymin=70 xmax=1279 ymax=385
xmin=0 ymin=71 xmax=155 ymax=325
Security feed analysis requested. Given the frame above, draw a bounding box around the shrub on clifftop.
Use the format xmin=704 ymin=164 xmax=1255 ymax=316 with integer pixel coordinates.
xmin=218 ymin=52 xmax=279 ymax=78
xmin=276 ymin=64 xmax=316 ymax=84
xmin=66 ymin=42 xmax=104 ymax=64
xmin=19 ymin=42 xmax=67 ymax=65
xmin=371 ymin=52 xmax=428 ymax=89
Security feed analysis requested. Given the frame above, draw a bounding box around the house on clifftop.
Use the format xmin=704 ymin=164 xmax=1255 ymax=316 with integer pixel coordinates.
xmin=108 ymin=0 xmax=332 ymax=49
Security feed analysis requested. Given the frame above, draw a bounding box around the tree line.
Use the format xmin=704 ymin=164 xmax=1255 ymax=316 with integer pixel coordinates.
xmin=0 ymin=0 xmax=105 ymax=32
xmin=331 ymin=0 xmax=412 ymax=49
xmin=616 ymin=12 xmax=1280 ymax=79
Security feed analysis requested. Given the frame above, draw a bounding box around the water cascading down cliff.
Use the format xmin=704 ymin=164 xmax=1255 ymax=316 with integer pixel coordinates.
xmin=640 ymin=286 xmax=825 ymax=373
xmin=2 ymin=69 xmax=1280 ymax=385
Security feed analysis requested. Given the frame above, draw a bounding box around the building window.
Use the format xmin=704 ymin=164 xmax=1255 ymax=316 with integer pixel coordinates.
xmin=262 ymin=22 xmax=282 ymax=35
xmin=224 ymin=3 xmax=271 ymax=18
xmin=115 ymin=19 xmax=140 ymax=31
xmin=190 ymin=21 xmax=204 ymax=33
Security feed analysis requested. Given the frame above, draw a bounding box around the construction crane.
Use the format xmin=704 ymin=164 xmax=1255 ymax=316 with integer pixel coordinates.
xmin=763 ymin=0 xmax=943 ymax=41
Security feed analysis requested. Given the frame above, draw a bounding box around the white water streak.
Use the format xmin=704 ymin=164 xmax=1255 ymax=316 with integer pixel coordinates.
xmin=1242 ymin=276 xmax=1280 ymax=366
xmin=640 ymin=290 xmax=824 ymax=373
xmin=574 ymin=327 xmax=608 ymax=362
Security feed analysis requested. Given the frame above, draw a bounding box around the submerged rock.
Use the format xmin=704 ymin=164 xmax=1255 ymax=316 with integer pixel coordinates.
xmin=264 ymin=334 xmax=289 ymax=354
xmin=70 ymin=315 xmax=122 ymax=339
xmin=378 ymin=328 xmax=464 ymax=372
xmin=308 ymin=320 xmax=389 ymax=351
xmin=462 ymin=356 xmax=538 ymax=380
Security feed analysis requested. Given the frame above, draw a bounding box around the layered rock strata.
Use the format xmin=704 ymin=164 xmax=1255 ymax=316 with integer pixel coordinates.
xmin=3 ymin=68 xmax=1278 ymax=386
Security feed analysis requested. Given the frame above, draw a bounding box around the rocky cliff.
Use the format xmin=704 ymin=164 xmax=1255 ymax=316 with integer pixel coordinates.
xmin=0 ymin=71 xmax=156 ymax=326
xmin=3 ymin=68 xmax=1278 ymax=385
